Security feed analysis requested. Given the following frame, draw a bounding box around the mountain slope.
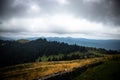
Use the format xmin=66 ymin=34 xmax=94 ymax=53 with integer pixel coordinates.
xmin=0 ymin=38 xmax=119 ymax=67
xmin=46 ymin=37 xmax=120 ymax=50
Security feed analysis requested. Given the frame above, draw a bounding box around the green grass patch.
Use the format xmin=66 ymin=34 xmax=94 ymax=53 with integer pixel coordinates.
xmin=74 ymin=60 xmax=120 ymax=80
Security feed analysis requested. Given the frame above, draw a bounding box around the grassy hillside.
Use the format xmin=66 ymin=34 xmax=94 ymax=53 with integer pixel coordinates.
xmin=0 ymin=55 xmax=120 ymax=80
xmin=74 ymin=58 xmax=120 ymax=80
xmin=17 ymin=39 xmax=30 ymax=43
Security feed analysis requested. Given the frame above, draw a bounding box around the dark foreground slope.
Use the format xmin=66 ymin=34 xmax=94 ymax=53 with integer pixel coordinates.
xmin=74 ymin=60 xmax=120 ymax=80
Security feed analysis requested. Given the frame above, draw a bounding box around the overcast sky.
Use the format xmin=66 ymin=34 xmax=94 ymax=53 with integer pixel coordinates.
xmin=0 ymin=0 xmax=120 ymax=39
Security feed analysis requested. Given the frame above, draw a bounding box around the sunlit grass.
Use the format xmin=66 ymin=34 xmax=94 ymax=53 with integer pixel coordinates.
xmin=0 ymin=54 xmax=120 ymax=80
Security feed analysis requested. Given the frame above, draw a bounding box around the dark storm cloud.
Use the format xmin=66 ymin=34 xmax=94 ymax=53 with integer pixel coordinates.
xmin=0 ymin=0 xmax=12 ymax=19
xmin=0 ymin=0 xmax=23 ymax=19
xmin=1 ymin=0 xmax=120 ymax=25
xmin=112 ymin=0 xmax=120 ymax=15
xmin=65 ymin=0 xmax=120 ymax=26
xmin=0 ymin=22 xmax=2 ymax=24
xmin=0 ymin=0 xmax=60 ymax=20
xmin=112 ymin=0 xmax=120 ymax=25
xmin=0 ymin=0 xmax=36 ymax=19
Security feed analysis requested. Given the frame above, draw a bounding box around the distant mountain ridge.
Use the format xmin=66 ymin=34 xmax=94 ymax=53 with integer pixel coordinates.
xmin=0 ymin=37 xmax=120 ymax=50
xmin=45 ymin=37 xmax=120 ymax=51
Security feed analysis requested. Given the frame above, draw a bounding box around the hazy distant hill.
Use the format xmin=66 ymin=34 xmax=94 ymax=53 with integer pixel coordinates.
xmin=0 ymin=37 xmax=120 ymax=50
xmin=0 ymin=37 xmax=13 ymax=40
xmin=46 ymin=37 xmax=120 ymax=50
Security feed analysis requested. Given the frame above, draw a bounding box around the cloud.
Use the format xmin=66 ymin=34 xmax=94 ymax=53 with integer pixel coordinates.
xmin=0 ymin=0 xmax=120 ymax=39
xmin=83 ymin=0 xmax=102 ymax=3
xmin=66 ymin=0 xmax=120 ymax=26
xmin=0 ymin=0 xmax=52 ymax=19
xmin=0 ymin=13 xmax=120 ymax=39
xmin=0 ymin=0 xmax=28 ymax=19
xmin=0 ymin=0 xmax=120 ymax=25
xmin=55 ymin=0 xmax=69 ymax=5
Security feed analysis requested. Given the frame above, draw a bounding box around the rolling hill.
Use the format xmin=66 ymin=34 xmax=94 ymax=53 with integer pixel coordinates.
xmin=46 ymin=37 xmax=120 ymax=51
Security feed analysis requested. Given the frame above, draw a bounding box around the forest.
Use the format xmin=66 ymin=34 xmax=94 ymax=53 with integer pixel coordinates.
xmin=0 ymin=38 xmax=119 ymax=67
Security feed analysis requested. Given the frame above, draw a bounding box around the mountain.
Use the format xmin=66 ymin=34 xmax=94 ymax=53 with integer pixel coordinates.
xmin=46 ymin=37 xmax=120 ymax=50
xmin=1 ymin=38 xmax=119 ymax=67
xmin=0 ymin=37 xmax=14 ymax=40
xmin=0 ymin=37 xmax=120 ymax=50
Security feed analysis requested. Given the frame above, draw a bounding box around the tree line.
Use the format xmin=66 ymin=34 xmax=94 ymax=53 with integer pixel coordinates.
xmin=0 ymin=38 xmax=119 ymax=67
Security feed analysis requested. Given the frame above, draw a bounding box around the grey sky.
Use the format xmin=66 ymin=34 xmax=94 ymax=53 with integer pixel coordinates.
xmin=0 ymin=0 xmax=120 ymax=39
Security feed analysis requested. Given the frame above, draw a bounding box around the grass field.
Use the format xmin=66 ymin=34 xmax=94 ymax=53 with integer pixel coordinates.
xmin=0 ymin=55 xmax=120 ymax=80
xmin=74 ymin=58 xmax=120 ymax=80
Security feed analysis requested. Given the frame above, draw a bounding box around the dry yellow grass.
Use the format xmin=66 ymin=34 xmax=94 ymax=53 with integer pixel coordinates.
xmin=0 ymin=54 xmax=120 ymax=80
